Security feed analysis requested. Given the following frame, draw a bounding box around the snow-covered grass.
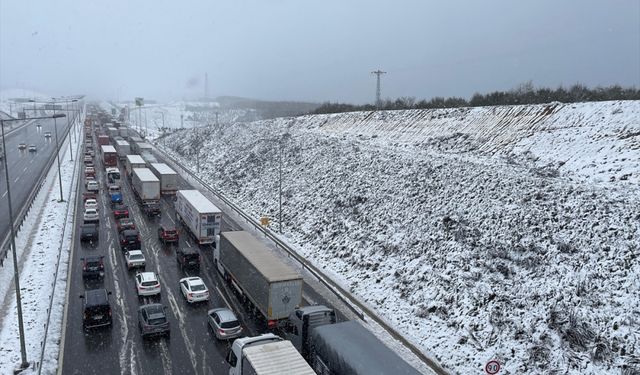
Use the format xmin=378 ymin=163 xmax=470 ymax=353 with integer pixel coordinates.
xmin=153 ymin=100 xmax=640 ymax=374
xmin=0 ymin=113 xmax=82 ymax=374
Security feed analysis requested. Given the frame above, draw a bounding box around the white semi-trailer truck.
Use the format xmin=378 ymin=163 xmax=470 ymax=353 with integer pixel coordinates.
xmin=175 ymin=189 xmax=222 ymax=245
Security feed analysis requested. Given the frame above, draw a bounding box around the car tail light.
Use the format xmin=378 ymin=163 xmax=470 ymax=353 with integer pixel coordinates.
xmin=218 ymin=329 xmax=225 ymax=335
xmin=108 ymin=308 xmax=112 ymax=316
xmin=188 ymin=293 xmax=193 ymax=298
xmin=267 ymin=320 xmax=277 ymax=329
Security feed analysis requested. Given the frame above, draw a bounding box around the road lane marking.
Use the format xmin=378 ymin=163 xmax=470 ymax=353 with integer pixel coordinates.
xmin=14 ymin=176 xmax=20 ymax=183
xmin=1 ymin=191 xmax=6 ymax=198
xmin=216 ymin=286 xmax=233 ymax=310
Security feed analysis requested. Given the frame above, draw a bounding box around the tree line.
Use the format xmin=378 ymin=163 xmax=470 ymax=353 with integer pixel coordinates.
xmin=311 ymin=82 xmax=640 ymax=115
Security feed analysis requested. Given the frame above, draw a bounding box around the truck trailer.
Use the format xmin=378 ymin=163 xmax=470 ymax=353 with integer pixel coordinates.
xmin=129 ymin=137 xmax=144 ymax=153
xmin=131 ymin=168 xmax=161 ymax=216
xmin=107 ymin=126 xmax=119 ymax=139
xmin=227 ymin=334 xmax=314 ymax=375
xmin=97 ymin=135 xmax=110 ymax=146
xmin=125 ymin=155 xmax=146 ymax=177
xmin=149 ymin=163 xmax=178 ymax=195
xmin=215 ymin=231 xmax=302 ymax=328
xmin=286 ymin=305 xmax=422 ymax=375
xmin=175 ymin=190 xmax=221 ymax=245
xmin=114 ymin=140 xmax=130 ymax=160
xmin=101 ymin=145 xmax=117 ymax=167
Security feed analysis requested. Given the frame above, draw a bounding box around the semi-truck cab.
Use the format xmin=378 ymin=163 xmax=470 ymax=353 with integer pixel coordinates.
xmin=227 ymin=334 xmax=314 ymax=375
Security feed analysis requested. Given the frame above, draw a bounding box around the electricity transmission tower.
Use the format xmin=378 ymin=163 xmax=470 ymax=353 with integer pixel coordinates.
xmin=371 ymin=69 xmax=386 ymax=109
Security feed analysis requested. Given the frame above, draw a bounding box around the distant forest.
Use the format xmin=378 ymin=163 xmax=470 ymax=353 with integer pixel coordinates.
xmin=311 ymin=82 xmax=640 ymax=115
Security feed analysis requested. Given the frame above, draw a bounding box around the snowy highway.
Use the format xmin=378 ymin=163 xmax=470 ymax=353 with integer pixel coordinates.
xmin=59 ymin=125 xmax=354 ymax=374
xmin=0 ymin=115 xmax=74 ymax=246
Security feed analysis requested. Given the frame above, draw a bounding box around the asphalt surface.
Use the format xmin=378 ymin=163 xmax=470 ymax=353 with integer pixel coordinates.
xmin=61 ymin=121 xmax=350 ymax=375
xmin=0 ymin=114 xmax=76 ymax=241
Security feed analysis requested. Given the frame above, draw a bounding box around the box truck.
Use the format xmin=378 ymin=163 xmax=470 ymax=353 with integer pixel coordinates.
xmin=215 ymin=231 xmax=302 ymax=328
xmin=227 ymin=334 xmax=314 ymax=375
xmin=149 ymin=163 xmax=178 ymax=195
xmin=101 ymin=145 xmax=117 ymax=167
xmin=125 ymin=155 xmax=146 ymax=177
xmin=97 ymin=135 xmax=110 ymax=146
xmin=115 ymin=140 xmax=130 ymax=160
xmin=175 ymin=190 xmax=221 ymax=245
xmin=131 ymin=168 xmax=161 ymax=216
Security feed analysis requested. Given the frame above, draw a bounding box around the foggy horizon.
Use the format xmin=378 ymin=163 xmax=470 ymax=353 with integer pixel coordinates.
xmin=1 ymin=0 xmax=638 ymax=104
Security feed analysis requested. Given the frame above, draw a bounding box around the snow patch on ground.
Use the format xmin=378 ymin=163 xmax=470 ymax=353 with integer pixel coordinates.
xmin=153 ymin=100 xmax=639 ymax=374
xmin=0 ymin=115 xmax=82 ymax=374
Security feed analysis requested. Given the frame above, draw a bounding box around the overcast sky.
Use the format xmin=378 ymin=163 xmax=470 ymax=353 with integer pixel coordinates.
xmin=1 ymin=0 xmax=638 ymax=104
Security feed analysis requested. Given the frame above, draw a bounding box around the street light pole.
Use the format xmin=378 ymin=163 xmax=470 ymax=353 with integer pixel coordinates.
xmin=0 ymin=119 xmax=29 ymax=370
xmin=278 ymin=143 xmax=282 ymax=234
xmin=52 ymin=109 xmax=65 ymax=202
xmin=65 ymin=101 xmax=73 ymax=161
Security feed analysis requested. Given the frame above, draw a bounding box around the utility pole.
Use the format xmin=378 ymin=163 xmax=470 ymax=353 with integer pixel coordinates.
xmin=371 ymin=69 xmax=386 ymax=109
xmin=204 ymin=72 xmax=209 ymax=99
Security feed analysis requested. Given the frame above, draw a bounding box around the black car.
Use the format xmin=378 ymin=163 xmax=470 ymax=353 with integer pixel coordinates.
xmin=176 ymin=247 xmax=200 ymax=269
xmin=81 ymin=256 xmax=105 ymax=279
xmin=80 ymin=289 xmax=112 ymax=329
xmin=119 ymin=229 xmax=141 ymax=251
xmin=80 ymin=223 xmax=99 ymax=242
xmin=138 ymin=303 xmax=170 ymax=338
xmin=142 ymin=202 xmax=161 ymax=217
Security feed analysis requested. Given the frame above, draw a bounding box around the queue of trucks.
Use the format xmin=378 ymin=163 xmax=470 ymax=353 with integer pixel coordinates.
xmin=86 ymin=114 xmax=423 ymax=375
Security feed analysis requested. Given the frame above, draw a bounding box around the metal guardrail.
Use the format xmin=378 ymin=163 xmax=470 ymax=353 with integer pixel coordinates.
xmin=0 ymin=117 xmax=76 ymax=266
xmin=156 ymin=145 xmax=448 ymax=375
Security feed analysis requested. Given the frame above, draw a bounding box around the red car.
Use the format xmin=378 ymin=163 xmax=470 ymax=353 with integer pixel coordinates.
xmin=82 ymin=192 xmax=97 ymax=202
xmin=112 ymin=204 xmax=129 ymax=219
xmin=158 ymin=225 xmax=179 ymax=244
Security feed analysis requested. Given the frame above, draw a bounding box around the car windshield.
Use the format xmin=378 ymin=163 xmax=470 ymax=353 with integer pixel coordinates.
xmin=141 ymin=281 xmax=157 ymax=287
xmin=129 ymin=254 xmax=143 ymax=260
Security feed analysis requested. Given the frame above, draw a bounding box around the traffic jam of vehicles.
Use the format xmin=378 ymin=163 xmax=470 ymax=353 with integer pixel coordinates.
xmin=72 ymin=106 xmax=421 ymax=375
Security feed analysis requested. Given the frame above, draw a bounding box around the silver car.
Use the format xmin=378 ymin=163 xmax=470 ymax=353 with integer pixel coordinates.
xmin=207 ymin=308 xmax=242 ymax=340
xmin=125 ymin=250 xmax=146 ymax=270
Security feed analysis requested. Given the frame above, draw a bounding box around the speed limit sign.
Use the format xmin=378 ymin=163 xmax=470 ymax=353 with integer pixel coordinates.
xmin=485 ymin=360 xmax=501 ymax=374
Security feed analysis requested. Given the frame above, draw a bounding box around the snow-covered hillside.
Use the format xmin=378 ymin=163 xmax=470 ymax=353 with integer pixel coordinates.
xmin=154 ymin=100 xmax=640 ymax=375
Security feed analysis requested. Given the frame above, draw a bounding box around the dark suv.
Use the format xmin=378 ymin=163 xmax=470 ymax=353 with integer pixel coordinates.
xmin=81 ymin=256 xmax=105 ymax=279
xmin=119 ymin=229 xmax=141 ymax=251
xmin=80 ymin=289 xmax=112 ymax=329
xmin=142 ymin=202 xmax=161 ymax=217
xmin=80 ymin=223 xmax=99 ymax=242
xmin=176 ymin=247 xmax=200 ymax=269
xmin=138 ymin=303 xmax=170 ymax=338
xmin=158 ymin=225 xmax=178 ymax=244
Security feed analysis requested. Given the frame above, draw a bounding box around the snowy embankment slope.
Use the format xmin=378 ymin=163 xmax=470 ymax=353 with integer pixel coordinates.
xmin=157 ymin=100 xmax=639 ymax=375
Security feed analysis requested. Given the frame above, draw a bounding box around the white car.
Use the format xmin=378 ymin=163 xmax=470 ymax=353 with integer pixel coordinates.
xmin=86 ymin=180 xmax=99 ymax=192
xmin=83 ymin=208 xmax=99 ymax=223
xmin=125 ymin=250 xmax=146 ymax=270
xmin=135 ymin=272 xmax=161 ymax=297
xmin=179 ymin=277 xmax=209 ymax=303
xmin=84 ymin=199 xmax=98 ymax=211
